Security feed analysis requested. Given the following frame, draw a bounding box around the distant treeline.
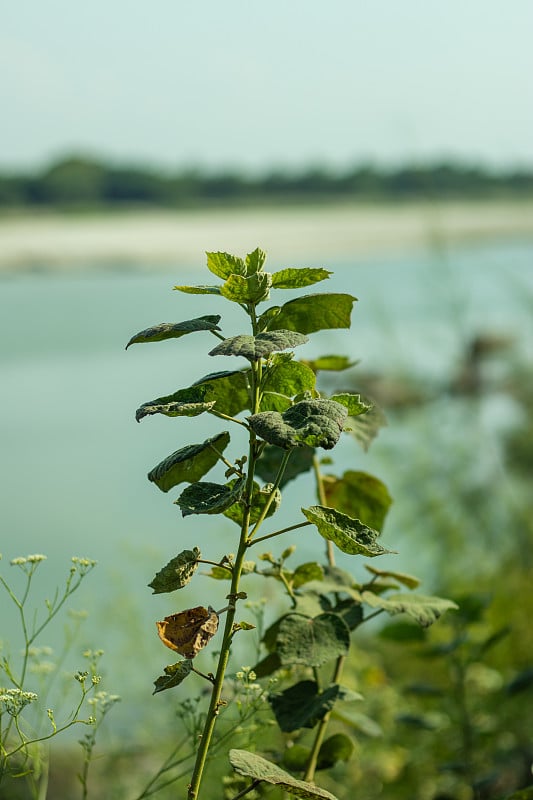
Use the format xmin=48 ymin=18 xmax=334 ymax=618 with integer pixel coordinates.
xmin=1 ymin=156 xmax=533 ymax=208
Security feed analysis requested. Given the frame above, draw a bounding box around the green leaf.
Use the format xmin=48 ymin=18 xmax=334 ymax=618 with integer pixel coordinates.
xmin=255 ymin=444 xmax=314 ymax=487
xmin=206 ymin=251 xmax=246 ymax=278
xmin=176 ymin=477 xmax=245 ymax=516
xmin=263 ymin=293 xmax=356 ymax=334
xmin=317 ymin=733 xmax=355 ymax=769
xmin=292 ymin=562 xmax=324 ymax=589
xmin=323 ymin=471 xmax=393 ymax=532
xmin=347 ymin=402 xmax=387 ymax=452
xmin=360 ymin=591 xmax=458 ymax=627
xmin=173 ymin=284 xmax=222 ymax=295
xmin=276 ymin=613 xmax=350 ymax=667
xmin=301 ymin=505 xmax=393 ymax=556
xmin=333 ymin=708 xmax=383 ymax=738
xmin=303 ymin=355 xmax=357 ymax=372
xmin=248 ymin=399 xmax=347 ymax=450
xmin=193 ymin=370 xmax=251 ymax=416
xmin=205 ymin=561 xmax=255 ymax=580
xmin=136 ymin=385 xmax=216 ymax=422
xmin=271 ymin=268 xmax=331 ymax=289
xmin=245 ymin=247 xmax=267 ymax=275
xmin=152 ymin=659 xmax=193 ymax=694
xmin=148 ymin=431 xmax=230 ymax=493
xmin=283 ymin=745 xmax=312 ymax=772
xmin=125 ymin=315 xmax=221 ymax=349
xmin=223 ymin=480 xmax=281 ymax=526
xmin=148 ymin=548 xmax=201 ymax=594
xmin=329 ymin=393 xmax=371 ymax=417
xmin=500 ymin=788 xmax=533 ymax=800
xmin=261 ymin=353 xmax=316 ymax=410
xmin=269 ymin=680 xmax=342 ymax=732
xmin=221 ymin=272 xmax=272 ymax=304
xmin=364 ymin=565 xmax=420 ymax=589
xmin=229 ymin=749 xmax=338 ymax=800
xmin=209 ymin=330 xmax=308 ymax=362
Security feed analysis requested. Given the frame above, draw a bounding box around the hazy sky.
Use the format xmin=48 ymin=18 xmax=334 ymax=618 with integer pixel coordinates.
xmin=2 ymin=1 xmax=532 ymax=172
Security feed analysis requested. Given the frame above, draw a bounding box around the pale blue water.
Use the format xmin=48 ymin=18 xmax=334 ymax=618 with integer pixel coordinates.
xmin=1 ymin=239 xmax=532 ymax=737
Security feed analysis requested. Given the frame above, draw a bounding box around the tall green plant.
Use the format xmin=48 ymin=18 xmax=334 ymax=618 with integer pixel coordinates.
xmin=127 ymin=249 xmax=456 ymax=799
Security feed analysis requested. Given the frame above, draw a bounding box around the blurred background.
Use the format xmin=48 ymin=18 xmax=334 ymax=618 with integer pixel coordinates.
xmin=1 ymin=2 xmax=533 ymax=798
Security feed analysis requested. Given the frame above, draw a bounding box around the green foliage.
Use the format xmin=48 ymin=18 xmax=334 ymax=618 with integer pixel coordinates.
xmin=126 ymin=247 xmax=455 ymax=800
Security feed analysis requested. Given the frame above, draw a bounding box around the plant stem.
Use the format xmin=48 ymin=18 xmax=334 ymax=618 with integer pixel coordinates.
xmin=312 ymin=455 xmax=335 ymax=566
xmin=249 ymin=521 xmax=311 ymax=547
xmin=303 ymin=656 xmax=345 ymax=782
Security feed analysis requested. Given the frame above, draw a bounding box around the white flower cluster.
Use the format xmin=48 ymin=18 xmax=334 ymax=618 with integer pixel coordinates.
xmin=0 ymin=688 xmax=38 ymax=715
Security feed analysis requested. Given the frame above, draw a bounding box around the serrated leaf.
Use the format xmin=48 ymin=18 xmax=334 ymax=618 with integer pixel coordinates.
xmin=229 ymin=749 xmax=338 ymax=800
xmin=360 ymin=591 xmax=458 ymax=627
xmin=323 ymin=471 xmax=393 ymax=532
xmin=148 ymin=548 xmax=201 ymax=594
xmin=256 ymin=444 xmax=314 ymax=487
xmin=153 ymin=659 xmax=193 ymax=694
xmin=245 ymin=247 xmax=267 ymax=275
xmin=125 ymin=315 xmax=221 ymax=349
xmin=269 ymin=680 xmax=342 ymax=732
xmin=148 ymin=431 xmax=230 ymax=492
xmin=176 ymin=477 xmax=245 ymax=516
xmin=303 ymin=355 xmax=358 ymax=372
xmin=347 ymin=402 xmax=387 ymax=452
xmin=276 ymin=613 xmax=350 ymax=667
xmin=248 ymin=399 xmax=347 ymax=450
xmin=173 ymin=284 xmax=222 ymax=295
xmin=330 ymin=393 xmax=371 ymax=417
xmin=193 ymin=370 xmax=251 ymax=416
xmin=223 ymin=480 xmax=281 ymax=526
xmin=263 ymin=293 xmax=356 ymax=334
xmin=301 ymin=505 xmax=392 ymax=556
xmin=209 ymin=330 xmax=308 ymax=362
xmin=364 ymin=564 xmax=420 ymax=589
xmin=271 ymin=268 xmax=331 ymax=289
xmin=206 ymin=251 xmax=246 ymax=279
xmin=221 ymin=272 xmax=272 ymax=304
xmin=317 ymin=733 xmax=355 ymax=769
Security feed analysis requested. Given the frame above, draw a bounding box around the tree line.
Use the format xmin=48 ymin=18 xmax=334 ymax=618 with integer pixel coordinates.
xmin=1 ymin=155 xmax=532 ymax=208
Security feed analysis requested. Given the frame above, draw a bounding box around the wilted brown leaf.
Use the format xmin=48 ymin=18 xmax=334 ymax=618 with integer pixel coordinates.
xmin=156 ymin=606 xmax=219 ymax=658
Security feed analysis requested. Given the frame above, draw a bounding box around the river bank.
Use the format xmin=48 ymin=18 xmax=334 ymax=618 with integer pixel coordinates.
xmin=1 ymin=199 xmax=533 ymax=271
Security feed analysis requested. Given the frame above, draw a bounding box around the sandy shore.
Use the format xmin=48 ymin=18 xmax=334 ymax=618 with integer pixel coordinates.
xmin=1 ymin=200 xmax=532 ymax=271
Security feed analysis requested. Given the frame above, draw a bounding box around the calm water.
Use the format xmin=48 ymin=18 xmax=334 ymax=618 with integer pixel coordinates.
xmin=1 ymin=239 xmax=532 ymax=734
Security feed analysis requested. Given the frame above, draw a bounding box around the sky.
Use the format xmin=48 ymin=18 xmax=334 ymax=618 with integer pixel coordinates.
xmin=1 ymin=0 xmax=533 ymax=173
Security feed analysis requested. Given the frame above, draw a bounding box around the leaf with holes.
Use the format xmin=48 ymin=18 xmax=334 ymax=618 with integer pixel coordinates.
xmin=148 ymin=548 xmax=201 ymax=594
xmin=156 ymin=606 xmax=219 ymax=658
xmin=301 ymin=505 xmax=392 ymax=556
xmin=148 ymin=431 xmax=230 ymax=492
xmin=276 ymin=613 xmax=350 ymax=667
xmin=229 ymin=749 xmax=338 ymax=799
xmin=125 ymin=315 xmax=221 ymax=349
xmin=176 ymin=477 xmax=246 ymax=516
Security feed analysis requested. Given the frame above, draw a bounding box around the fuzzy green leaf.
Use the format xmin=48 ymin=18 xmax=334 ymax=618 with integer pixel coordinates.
xmin=209 ymin=330 xmax=308 ymax=362
xmin=329 ymin=393 xmax=371 ymax=417
xmin=360 ymin=591 xmax=458 ymax=627
xmin=245 ymin=247 xmax=267 ymax=275
xmin=263 ymin=293 xmax=356 ymax=334
xmin=153 ymin=659 xmax=193 ymax=694
xmin=148 ymin=548 xmax=201 ymax=594
xmin=323 ymin=471 xmax=393 ymax=532
xmin=255 ymin=444 xmax=315 ymax=487
xmin=301 ymin=505 xmax=392 ymax=556
xmin=193 ymin=370 xmax=250 ymax=416
xmin=173 ymin=284 xmax=222 ymax=295
xmin=261 ymin=354 xmax=316 ymax=409
xmin=176 ymin=477 xmax=245 ymax=517
xmin=229 ymin=749 xmax=338 ymax=799
xmin=206 ymin=251 xmax=246 ymax=278
xmin=148 ymin=431 xmax=230 ymax=493
xmin=276 ymin=613 xmax=350 ymax=667
xmin=249 ymin=400 xmax=347 ymax=450
xmin=223 ymin=481 xmax=281 ymax=526
xmin=125 ymin=315 xmax=221 ymax=349
xmin=221 ymin=272 xmax=272 ymax=304
xmin=271 ymin=268 xmax=331 ymax=289
xmin=269 ymin=680 xmax=342 ymax=732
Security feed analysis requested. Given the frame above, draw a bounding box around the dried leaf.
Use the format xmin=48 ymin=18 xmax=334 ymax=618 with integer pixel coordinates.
xmin=156 ymin=606 xmax=219 ymax=658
